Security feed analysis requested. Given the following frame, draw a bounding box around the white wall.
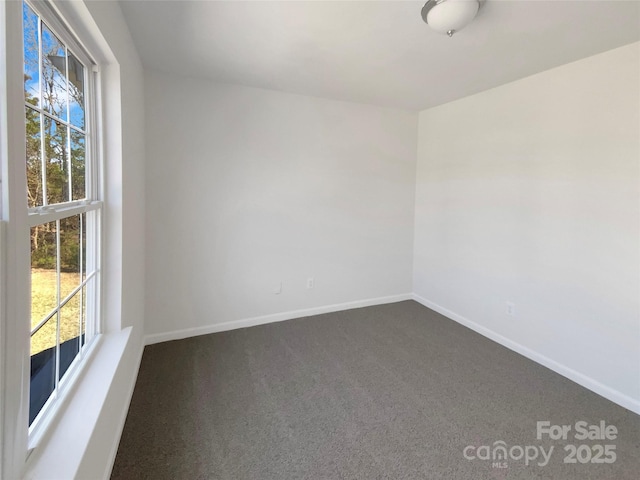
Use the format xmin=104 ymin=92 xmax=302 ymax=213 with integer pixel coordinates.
xmin=145 ymin=74 xmax=417 ymax=338
xmin=87 ymin=0 xmax=146 ymax=335
xmin=413 ymin=43 xmax=640 ymax=410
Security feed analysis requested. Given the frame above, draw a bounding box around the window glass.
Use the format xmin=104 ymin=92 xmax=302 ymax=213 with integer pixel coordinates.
xmin=70 ymin=130 xmax=85 ymax=200
xmin=25 ymin=106 xmax=43 ymax=207
xmin=30 ymin=314 xmax=57 ymax=424
xmin=23 ymin=3 xmax=40 ymax=102
xmin=68 ymin=53 xmax=85 ymax=130
xmin=41 ymin=23 xmax=67 ymax=121
xmin=58 ymin=296 xmax=81 ymax=380
xmin=43 ymin=117 xmax=69 ymax=205
xmin=30 ymin=221 xmax=58 ymax=326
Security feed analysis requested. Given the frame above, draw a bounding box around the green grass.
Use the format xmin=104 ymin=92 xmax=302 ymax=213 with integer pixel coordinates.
xmin=31 ymin=268 xmax=84 ymax=355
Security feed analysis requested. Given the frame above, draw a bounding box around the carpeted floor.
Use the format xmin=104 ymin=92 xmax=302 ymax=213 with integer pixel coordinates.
xmin=111 ymin=300 xmax=640 ymax=479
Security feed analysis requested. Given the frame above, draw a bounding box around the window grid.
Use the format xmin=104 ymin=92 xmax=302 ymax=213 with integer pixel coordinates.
xmin=29 ymin=222 xmax=97 ymax=338
xmin=23 ymin=0 xmax=101 ymax=435
xmin=24 ymin=1 xmax=89 ymax=209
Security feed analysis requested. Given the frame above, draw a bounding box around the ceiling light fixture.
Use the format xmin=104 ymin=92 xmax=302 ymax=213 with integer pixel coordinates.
xmin=421 ymin=0 xmax=482 ymax=37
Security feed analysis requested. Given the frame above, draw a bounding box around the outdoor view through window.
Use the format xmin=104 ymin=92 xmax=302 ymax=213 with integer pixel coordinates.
xmin=23 ymin=1 xmax=100 ymax=428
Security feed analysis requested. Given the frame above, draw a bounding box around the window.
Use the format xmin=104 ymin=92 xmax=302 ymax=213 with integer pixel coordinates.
xmin=22 ymin=0 xmax=101 ymax=434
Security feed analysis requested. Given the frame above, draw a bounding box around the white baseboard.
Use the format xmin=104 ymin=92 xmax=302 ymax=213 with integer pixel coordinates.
xmin=144 ymin=293 xmax=413 ymax=346
xmin=412 ymin=293 xmax=640 ymax=416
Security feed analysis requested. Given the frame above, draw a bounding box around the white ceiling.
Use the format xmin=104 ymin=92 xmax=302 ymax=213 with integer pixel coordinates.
xmin=119 ymin=0 xmax=640 ymax=111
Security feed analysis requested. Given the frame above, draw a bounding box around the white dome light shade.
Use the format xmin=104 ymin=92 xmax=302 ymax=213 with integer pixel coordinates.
xmin=422 ymin=0 xmax=480 ymax=36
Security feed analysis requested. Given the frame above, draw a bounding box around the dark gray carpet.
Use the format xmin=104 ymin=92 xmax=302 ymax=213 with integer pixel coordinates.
xmin=111 ymin=301 xmax=640 ymax=479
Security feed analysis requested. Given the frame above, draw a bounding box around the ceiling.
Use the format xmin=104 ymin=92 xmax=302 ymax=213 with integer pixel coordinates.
xmin=118 ymin=0 xmax=640 ymax=111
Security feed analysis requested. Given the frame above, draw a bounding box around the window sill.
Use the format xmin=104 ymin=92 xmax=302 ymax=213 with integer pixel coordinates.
xmin=22 ymin=326 xmax=142 ymax=480
xmin=27 ymin=333 xmax=101 ymax=450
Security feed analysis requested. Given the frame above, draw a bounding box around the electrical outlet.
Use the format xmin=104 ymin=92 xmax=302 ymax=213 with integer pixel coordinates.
xmin=506 ymin=301 xmax=515 ymax=316
xmin=307 ymin=277 xmax=314 ymax=289
xmin=274 ymin=282 xmax=282 ymax=295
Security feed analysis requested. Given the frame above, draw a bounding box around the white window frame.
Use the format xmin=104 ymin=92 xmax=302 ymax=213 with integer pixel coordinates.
xmin=23 ymin=0 xmax=103 ymax=440
xmin=1 ymin=0 xmax=105 ymax=476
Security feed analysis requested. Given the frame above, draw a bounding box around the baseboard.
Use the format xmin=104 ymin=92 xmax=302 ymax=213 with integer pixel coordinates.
xmin=412 ymin=293 xmax=640 ymax=416
xmin=144 ymin=293 xmax=413 ymax=346
xmin=102 ymin=335 xmax=145 ymax=480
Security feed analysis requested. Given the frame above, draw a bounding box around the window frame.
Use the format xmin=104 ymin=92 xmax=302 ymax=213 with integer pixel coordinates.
xmin=2 ymin=0 xmax=105 ymax=470
xmin=23 ymin=0 xmax=104 ymax=445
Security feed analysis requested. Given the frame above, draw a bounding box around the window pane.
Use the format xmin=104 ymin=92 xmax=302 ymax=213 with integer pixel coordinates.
xmin=83 ymin=277 xmax=97 ymax=345
xmin=31 ymin=222 xmax=58 ymax=328
xmin=70 ymin=130 xmax=85 ymax=200
xmin=81 ymin=212 xmax=86 ymax=281
xmin=60 ymin=215 xmax=81 ymax=302
xmin=30 ymin=314 xmax=57 ymax=425
xmin=68 ymin=54 xmax=85 ymax=130
xmin=60 ymin=215 xmax=81 ymax=300
xmin=44 ymin=117 xmax=69 ymax=204
xmin=26 ymin=106 xmax=43 ymax=207
xmin=59 ymin=294 xmax=81 ymax=380
xmin=80 ymin=284 xmax=86 ymax=347
xmin=84 ymin=209 xmax=99 ymax=277
xmin=23 ymin=3 xmax=40 ymax=103
xmin=41 ymin=23 xmax=67 ymax=121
